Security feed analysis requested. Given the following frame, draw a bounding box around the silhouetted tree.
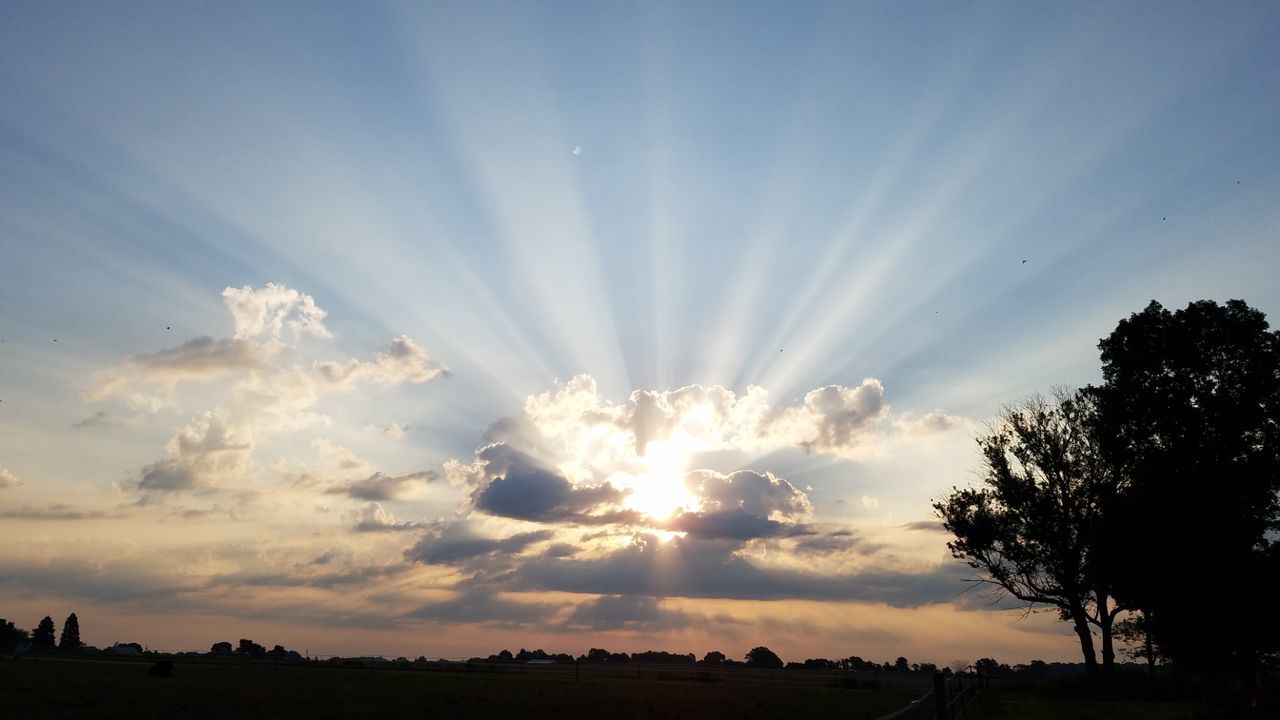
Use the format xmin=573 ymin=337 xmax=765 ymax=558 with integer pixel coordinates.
xmin=745 ymin=646 xmax=783 ymax=669
xmin=0 ymin=618 xmax=29 ymax=651
xmin=31 ymin=616 xmax=56 ymax=650
xmin=893 ymin=656 xmax=910 ymax=672
xmin=58 ymin=613 xmax=81 ymax=650
xmin=209 ymin=641 xmax=233 ymax=655
xmin=703 ymin=650 xmax=725 ymax=665
xmin=235 ymin=638 xmax=266 ymax=657
xmin=585 ymin=648 xmax=610 ymax=663
xmin=1113 ymin=612 xmax=1162 ymax=679
xmin=934 ymin=388 xmax=1125 ymax=688
xmin=974 ymin=658 xmax=999 ymax=675
xmin=1094 ymin=299 xmax=1280 ymax=682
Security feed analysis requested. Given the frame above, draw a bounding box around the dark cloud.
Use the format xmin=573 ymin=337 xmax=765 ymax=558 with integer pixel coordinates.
xmin=543 ymin=543 xmax=579 ymax=558
xmin=665 ymin=508 xmax=806 ymax=540
xmin=132 ymin=336 xmax=265 ymax=376
xmin=409 ymin=590 xmax=561 ymax=626
xmin=73 ymin=411 xmax=118 ymax=428
xmin=0 ymin=504 xmax=127 ymax=521
xmin=474 ymin=468 xmax=628 ymax=524
xmin=328 ymin=470 xmax=436 ymax=501
xmin=404 ymin=523 xmax=555 ymax=566
xmin=504 ymin=536 xmax=971 ymax=607
xmin=901 ymin=520 xmax=948 ymax=533
xmin=790 ymin=532 xmax=873 ymax=555
xmin=564 ymin=594 xmax=689 ymax=632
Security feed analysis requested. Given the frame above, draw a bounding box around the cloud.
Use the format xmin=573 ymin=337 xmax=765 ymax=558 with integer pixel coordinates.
xmin=862 ymin=495 xmax=880 ymax=509
xmin=897 ymin=410 xmax=970 ymax=435
xmin=789 ymin=532 xmax=872 ymax=556
xmin=136 ymin=411 xmax=253 ymax=495
xmin=352 ymin=503 xmax=425 ymax=533
xmin=658 ymin=469 xmax=815 ymax=540
xmin=86 ymin=337 xmax=268 ymax=403
xmin=778 ymin=382 xmax=889 ymax=454
xmin=316 ymin=336 xmax=447 ymax=388
xmin=505 ymin=535 xmax=971 ymax=606
xmin=564 ymin=594 xmax=689 ymax=631
xmin=0 ymin=466 xmax=21 ymax=488
xmin=410 ymin=590 xmax=561 ymax=626
xmin=328 ymin=471 xmax=436 ymax=501
xmin=404 ymin=522 xmax=555 ymax=566
xmin=901 ymin=520 xmax=948 ymax=533
xmin=73 ymin=411 xmax=119 ymax=428
xmin=450 ymin=443 xmax=635 ymax=525
xmin=222 ymin=282 xmax=331 ymax=340
xmin=0 ymin=504 xmax=126 ymax=520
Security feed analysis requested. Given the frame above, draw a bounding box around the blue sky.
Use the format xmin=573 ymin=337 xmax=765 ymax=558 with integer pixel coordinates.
xmin=1 ymin=1 xmax=1278 ymax=662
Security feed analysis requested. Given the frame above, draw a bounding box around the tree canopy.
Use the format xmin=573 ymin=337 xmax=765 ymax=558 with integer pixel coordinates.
xmin=934 ymin=388 xmax=1124 ymax=686
xmin=1095 ymin=299 xmax=1280 ymax=678
xmin=58 ymin=613 xmax=81 ymax=651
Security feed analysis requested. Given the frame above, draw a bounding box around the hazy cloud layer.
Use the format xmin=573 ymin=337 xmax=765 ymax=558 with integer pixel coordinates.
xmin=404 ymin=522 xmax=555 ymax=566
xmin=0 ymin=504 xmax=126 ymax=520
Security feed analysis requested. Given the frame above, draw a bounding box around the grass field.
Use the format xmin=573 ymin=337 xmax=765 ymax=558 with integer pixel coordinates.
xmin=0 ymin=656 xmax=925 ymax=720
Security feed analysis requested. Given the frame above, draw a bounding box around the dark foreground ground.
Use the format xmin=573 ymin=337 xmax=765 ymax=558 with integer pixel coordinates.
xmin=0 ymin=656 xmax=1199 ymax=719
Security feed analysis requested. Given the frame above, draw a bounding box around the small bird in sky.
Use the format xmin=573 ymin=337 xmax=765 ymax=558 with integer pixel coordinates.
xmin=1021 ymin=259 xmax=1028 ymax=264
xmin=166 ymin=326 xmax=171 ymax=330
xmin=1162 ymin=217 xmax=1166 ymax=221
xmin=572 ymin=146 xmax=582 ymax=155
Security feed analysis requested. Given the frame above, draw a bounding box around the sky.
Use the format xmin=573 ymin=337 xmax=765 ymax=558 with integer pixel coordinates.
xmin=1 ymin=1 xmax=1278 ymax=664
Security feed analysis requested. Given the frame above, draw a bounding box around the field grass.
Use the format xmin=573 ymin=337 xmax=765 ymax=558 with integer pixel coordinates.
xmin=0 ymin=656 xmax=923 ymax=720
xmin=984 ymin=688 xmax=1196 ymax=720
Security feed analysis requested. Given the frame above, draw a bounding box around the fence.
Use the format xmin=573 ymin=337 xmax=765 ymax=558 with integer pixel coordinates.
xmin=874 ymin=671 xmax=986 ymax=720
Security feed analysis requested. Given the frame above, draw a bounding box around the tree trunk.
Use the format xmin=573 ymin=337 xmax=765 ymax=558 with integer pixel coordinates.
xmin=1069 ymin=605 xmax=1101 ymax=688
xmin=1097 ymin=593 xmax=1115 ymax=691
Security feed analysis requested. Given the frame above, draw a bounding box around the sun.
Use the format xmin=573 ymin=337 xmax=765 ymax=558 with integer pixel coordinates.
xmin=616 ymin=439 xmax=699 ymax=521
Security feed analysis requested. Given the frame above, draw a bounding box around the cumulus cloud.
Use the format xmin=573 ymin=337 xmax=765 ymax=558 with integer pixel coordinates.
xmin=862 ymin=495 xmax=880 ymax=509
xmin=448 ymin=443 xmax=635 ymax=525
xmin=352 ymin=503 xmax=425 ymax=532
xmin=328 ymin=471 xmax=436 ymax=501
xmin=404 ymin=522 xmax=555 ymax=565
xmin=222 ymin=282 xmax=331 ymax=340
xmin=0 ymin=466 xmax=22 ymax=488
xmin=316 ymin=336 xmax=447 ymax=388
xmin=660 ymin=469 xmax=814 ymax=540
xmin=136 ymin=411 xmax=253 ymax=495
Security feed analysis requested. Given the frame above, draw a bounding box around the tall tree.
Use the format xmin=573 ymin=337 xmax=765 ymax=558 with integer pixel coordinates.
xmin=31 ymin=616 xmax=56 ymax=649
xmin=0 ymin=618 xmax=29 ymax=651
xmin=934 ymin=388 xmax=1125 ymax=688
xmin=58 ymin=613 xmax=81 ymax=650
xmin=1094 ymin=299 xmax=1280 ymax=680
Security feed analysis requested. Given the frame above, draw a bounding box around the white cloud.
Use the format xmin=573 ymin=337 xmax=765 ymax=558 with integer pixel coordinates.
xmin=0 ymin=466 xmax=22 ymax=489
xmin=222 ymin=282 xmax=331 ymax=340
xmin=896 ymin=410 xmax=970 ymax=435
xmin=136 ymin=411 xmax=254 ymax=495
xmin=316 ymin=336 xmax=447 ymax=388
xmin=861 ymin=495 xmax=880 ymax=509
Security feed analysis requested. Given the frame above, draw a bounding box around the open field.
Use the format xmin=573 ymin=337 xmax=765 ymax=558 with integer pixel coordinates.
xmin=0 ymin=656 xmax=925 ymax=720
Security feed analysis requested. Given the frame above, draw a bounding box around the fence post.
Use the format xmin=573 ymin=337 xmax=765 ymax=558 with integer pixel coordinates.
xmin=933 ymin=672 xmax=948 ymax=720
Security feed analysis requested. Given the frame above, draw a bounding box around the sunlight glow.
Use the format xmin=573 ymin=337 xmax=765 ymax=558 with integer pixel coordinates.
xmin=615 ymin=439 xmax=699 ymax=521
